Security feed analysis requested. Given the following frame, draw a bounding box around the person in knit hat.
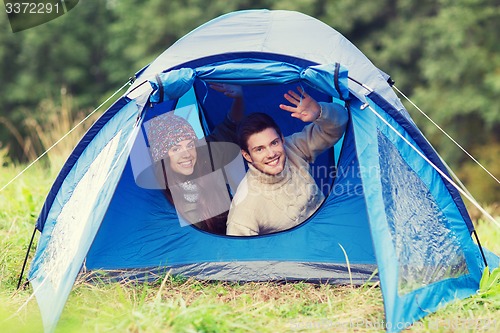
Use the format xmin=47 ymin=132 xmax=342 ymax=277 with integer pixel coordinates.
xmin=147 ymin=83 xmax=244 ymax=235
xmin=226 ymin=87 xmax=348 ymax=236
xmin=148 ymin=113 xmax=199 ymax=177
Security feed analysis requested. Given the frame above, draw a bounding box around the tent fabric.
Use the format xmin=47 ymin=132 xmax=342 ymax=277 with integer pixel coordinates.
xmin=29 ymin=99 xmax=144 ymax=332
xmin=85 ymin=110 xmax=375 ymax=269
xmin=149 ymin=60 xmax=349 ymax=104
xmin=27 ymin=9 xmax=498 ymax=333
xmin=353 ymin=94 xmax=485 ymax=328
xmin=128 ymin=10 xmax=404 ymax=114
xmin=84 ymin=262 xmax=378 ymax=285
xmin=35 ymin=97 xmax=132 ymax=231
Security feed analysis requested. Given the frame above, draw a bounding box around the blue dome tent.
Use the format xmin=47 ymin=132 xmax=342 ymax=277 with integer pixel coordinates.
xmin=26 ymin=9 xmax=499 ymax=333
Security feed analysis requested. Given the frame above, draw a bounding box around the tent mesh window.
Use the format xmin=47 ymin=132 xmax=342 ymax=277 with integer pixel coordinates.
xmin=377 ymin=131 xmax=469 ymax=295
xmin=33 ymin=130 xmax=124 ymax=289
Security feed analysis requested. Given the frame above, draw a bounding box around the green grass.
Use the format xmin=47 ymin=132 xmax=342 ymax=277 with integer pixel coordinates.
xmin=1 ymin=162 xmax=499 ymax=333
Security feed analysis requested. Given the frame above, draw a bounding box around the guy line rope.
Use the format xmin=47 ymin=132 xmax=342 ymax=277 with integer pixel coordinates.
xmin=364 ymin=90 xmax=499 ymax=230
xmin=0 ymin=80 xmax=132 ymax=194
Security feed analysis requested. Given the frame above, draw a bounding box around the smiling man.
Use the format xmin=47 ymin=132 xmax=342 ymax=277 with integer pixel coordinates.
xmin=226 ymin=87 xmax=349 ymax=236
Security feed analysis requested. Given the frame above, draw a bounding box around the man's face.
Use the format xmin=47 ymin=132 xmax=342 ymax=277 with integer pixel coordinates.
xmin=168 ymin=139 xmax=197 ymax=176
xmin=242 ymin=127 xmax=286 ymax=176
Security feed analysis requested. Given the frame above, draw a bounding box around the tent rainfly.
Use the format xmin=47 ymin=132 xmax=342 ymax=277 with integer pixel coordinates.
xmin=25 ymin=9 xmax=499 ymax=333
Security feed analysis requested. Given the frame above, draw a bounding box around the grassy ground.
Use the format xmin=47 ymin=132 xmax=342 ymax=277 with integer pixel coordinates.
xmin=1 ymin=162 xmax=499 ymax=333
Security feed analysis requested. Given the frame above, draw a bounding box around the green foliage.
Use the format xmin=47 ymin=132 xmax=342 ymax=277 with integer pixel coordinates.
xmin=0 ymin=0 xmax=498 ymax=234
xmin=0 ymin=9 xmax=498 ymax=330
xmin=459 ymin=143 xmax=500 ymax=203
xmin=2 ymin=0 xmax=499 ymax=323
xmin=411 ymin=0 xmax=500 ymax=151
xmin=480 ymin=266 xmax=500 ymax=295
xmin=0 ymin=161 xmax=499 ymax=332
xmin=0 ymin=0 xmax=499 ymax=204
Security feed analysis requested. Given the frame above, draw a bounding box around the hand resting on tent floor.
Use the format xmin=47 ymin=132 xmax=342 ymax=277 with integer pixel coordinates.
xmin=226 ymin=87 xmax=349 ymax=236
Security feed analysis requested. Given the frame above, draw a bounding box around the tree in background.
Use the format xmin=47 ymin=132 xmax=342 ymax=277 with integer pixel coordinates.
xmin=350 ymin=0 xmax=500 ymax=202
xmin=0 ymin=1 xmax=121 ymax=161
xmin=0 ymin=0 xmax=498 ymax=202
xmin=0 ymin=0 xmax=273 ymax=160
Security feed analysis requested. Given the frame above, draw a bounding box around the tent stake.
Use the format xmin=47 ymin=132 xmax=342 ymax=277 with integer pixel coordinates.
xmin=17 ymin=226 xmax=37 ymax=290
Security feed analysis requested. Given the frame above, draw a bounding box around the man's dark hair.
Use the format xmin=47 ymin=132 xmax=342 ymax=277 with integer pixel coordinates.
xmin=237 ymin=112 xmax=283 ymax=152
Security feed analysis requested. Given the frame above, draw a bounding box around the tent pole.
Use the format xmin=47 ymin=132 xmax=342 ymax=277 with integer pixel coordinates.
xmin=472 ymin=230 xmax=489 ymax=268
xmin=17 ymin=226 xmax=37 ymax=290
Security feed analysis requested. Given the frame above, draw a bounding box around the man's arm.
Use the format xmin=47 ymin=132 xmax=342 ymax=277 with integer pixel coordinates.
xmin=204 ymin=84 xmax=245 ymax=170
xmin=226 ymin=178 xmax=260 ymax=236
xmin=279 ymin=87 xmax=348 ymax=162
xmin=279 ymin=87 xmax=322 ymax=121
xmin=206 ymin=84 xmax=245 ymax=144
xmin=226 ymin=220 xmax=259 ymax=236
xmin=226 ymin=205 xmax=259 ymax=236
xmin=287 ymin=102 xmax=348 ymax=162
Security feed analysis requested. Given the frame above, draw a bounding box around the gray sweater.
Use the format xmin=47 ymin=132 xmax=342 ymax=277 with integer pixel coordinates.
xmin=226 ymin=102 xmax=348 ymax=236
